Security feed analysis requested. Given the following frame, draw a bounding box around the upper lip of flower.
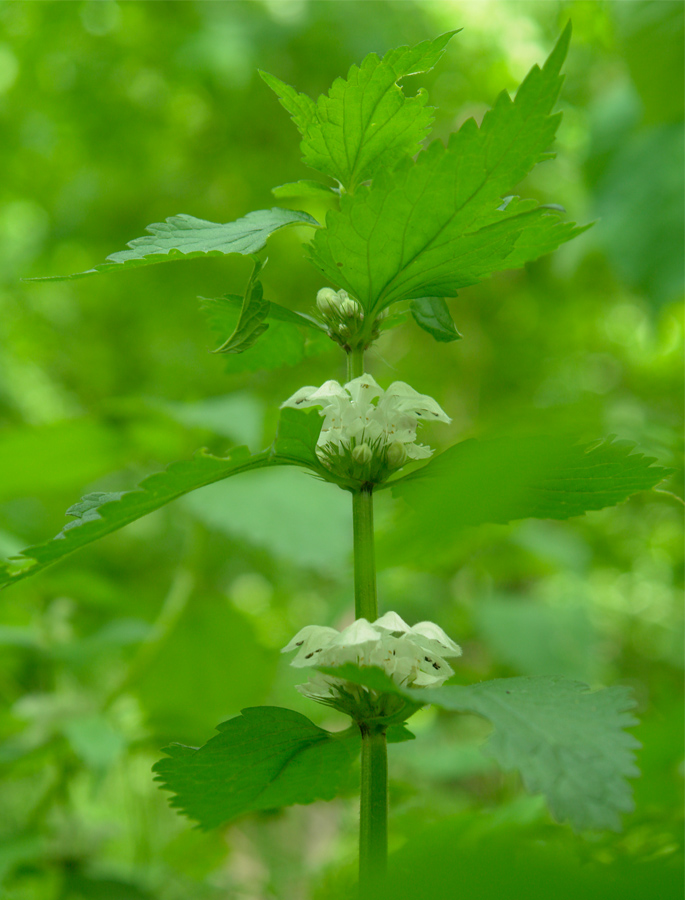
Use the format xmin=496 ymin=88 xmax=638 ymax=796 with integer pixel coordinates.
xmin=282 ymin=612 xmax=462 ymax=691
xmin=280 ymin=374 xmax=451 ymax=463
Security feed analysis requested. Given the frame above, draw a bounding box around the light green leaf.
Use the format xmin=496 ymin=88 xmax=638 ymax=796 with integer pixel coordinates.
xmin=271 ymin=180 xmax=338 ymax=199
xmin=0 ymin=409 xmax=325 ymax=589
xmin=261 ymin=32 xmax=456 ymax=191
xmin=212 ymin=259 xmax=269 ymax=354
xmin=321 ymin=664 xmax=640 ymax=832
xmin=27 ymin=209 xmax=319 ymax=281
xmin=382 ymin=435 xmax=670 ymax=563
xmin=308 ymin=25 xmax=586 ymax=313
xmin=153 ymin=707 xmax=360 ymax=829
xmin=410 ymin=297 xmax=462 ymax=342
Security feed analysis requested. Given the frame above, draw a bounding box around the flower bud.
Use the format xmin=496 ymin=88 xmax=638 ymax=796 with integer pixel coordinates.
xmin=316 ymin=287 xmax=339 ymax=314
xmin=386 ymin=440 xmax=408 ymax=468
xmin=340 ymin=297 xmax=362 ymax=318
xmin=352 ymin=442 xmax=373 ymax=465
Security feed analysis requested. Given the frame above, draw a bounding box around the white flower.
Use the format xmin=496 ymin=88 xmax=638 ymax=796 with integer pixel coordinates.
xmin=281 ymin=374 xmax=450 ymax=465
xmin=282 ymin=612 xmax=462 ymax=707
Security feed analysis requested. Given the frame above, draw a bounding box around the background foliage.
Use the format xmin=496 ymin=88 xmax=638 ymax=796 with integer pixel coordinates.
xmin=0 ymin=1 xmax=682 ymax=898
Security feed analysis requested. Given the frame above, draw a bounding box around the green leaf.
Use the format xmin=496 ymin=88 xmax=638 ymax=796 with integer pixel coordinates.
xmin=410 ymin=297 xmax=462 ymax=342
xmin=382 ymin=435 xmax=671 ymax=563
xmin=307 ymin=25 xmax=586 ymax=313
xmin=212 ymin=259 xmax=269 ymax=354
xmin=319 ymin=664 xmax=640 ymax=831
xmin=422 ymin=677 xmax=640 ymax=832
xmin=27 ymin=209 xmax=319 ymax=281
xmin=271 ymin=180 xmax=338 ymax=199
xmin=0 ymin=409 xmax=324 ymax=590
xmin=153 ymin=707 xmax=360 ymax=829
xmin=261 ymin=32 xmax=456 ymax=191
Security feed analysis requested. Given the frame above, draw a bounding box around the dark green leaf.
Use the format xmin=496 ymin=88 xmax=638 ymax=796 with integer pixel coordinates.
xmin=212 ymin=259 xmax=269 ymax=354
xmin=153 ymin=707 xmax=360 ymax=829
xmin=27 ymin=209 xmax=319 ymax=281
xmin=382 ymin=435 xmax=671 ymax=563
xmin=261 ymin=32 xmax=456 ymax=191
xmin=410 ymin=297 xmax=462 ymax=342
xmin=0 ymin=410 xmax=324 ymax=589
xmin=307 ymin=26 xmax=586 ymax=313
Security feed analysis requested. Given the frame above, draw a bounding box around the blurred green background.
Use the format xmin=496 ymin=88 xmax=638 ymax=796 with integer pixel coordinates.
xmin=0 ymin=1 xmax=682 ymax=898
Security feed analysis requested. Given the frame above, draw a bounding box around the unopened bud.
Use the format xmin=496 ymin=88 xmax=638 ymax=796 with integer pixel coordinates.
xmin=340 ymin=297 xmax=363 ymax=319
xmin=352 ymin=443 xmax=373 ymax=465
xmin=386 ymin=441 xmax=408 ymax=468
xmin=316 ymin=287 xmax=339 ymax=314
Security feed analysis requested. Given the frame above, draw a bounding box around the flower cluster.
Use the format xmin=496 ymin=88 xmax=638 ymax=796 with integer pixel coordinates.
xmin=282 ymin=612 xmax=462 ymax=722
xmin=282 ymin=374 xmax=451 ymax=480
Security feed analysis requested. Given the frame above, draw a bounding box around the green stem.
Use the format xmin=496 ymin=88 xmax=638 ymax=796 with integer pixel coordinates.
xmin=359 ymin=727 xmax=388 ymax=897
xmin=348 ymin=345 xmax=365 ymax=380
xmin=352 ymin=487 xmax=377 ymax=621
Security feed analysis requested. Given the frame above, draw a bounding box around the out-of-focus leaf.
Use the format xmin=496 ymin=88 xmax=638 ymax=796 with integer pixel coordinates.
xmin=410 ymin=297 xmax=462 ymax=342
xmin=0 ymin=410 xmax=325 ymax=589
xmin=27 ymin=209 xmax=319 ymax=281
xmin=271 ymin=180 xmax=338 ymax=199
xmin=261 ymin=32 xmax=456 ymax=191
xmin=323 ymin=665 xmax=640 ymax=832
xmin=308 ymin=25 xmax=586 ymax=313
xmin=381 ymin=435 xmax=670 ymax=563
xmin=153 ymin=707 xmax=360 ymax=829
xmin=0 ymin=418 xmax=122 ymax=501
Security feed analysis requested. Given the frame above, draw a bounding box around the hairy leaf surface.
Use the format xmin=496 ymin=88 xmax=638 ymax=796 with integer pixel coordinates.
xmin=153 ymin=707 xmax=360 ymax=829
xmin=308 ymin=25 xmax=586 ymax=312
xmin=261 ymin=33 xmax=456 ymax=191
xmin=0 ymin=410 xmax=324 ymax=589
xmin=28 ymin=209 xmax=318 ymax=281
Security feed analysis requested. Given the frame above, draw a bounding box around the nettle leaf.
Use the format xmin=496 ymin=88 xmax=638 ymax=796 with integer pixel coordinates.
xmin=28 ymin=209 xmax=319 ymax=281
xmin=410 ymin=297 xmax=462 ymax=342
xmin=382 ymin=435 xmax=670 ymax=563
xmin=0 ymin=409 xmax=325 ymax=589
xmin=153 ymin=707 xmax=360 ymax=829
xmin=261 ymin=32 xmax=456 ymax=192
xmin=212 ymin=259 xmax=269 ymax=354
xmin=325 ymin=665 xmax=639 ymax=832
xmin=424 ymin=677 xmax=640 ymax=832
xmin=308 ymin=25 xmax=587 ymax=314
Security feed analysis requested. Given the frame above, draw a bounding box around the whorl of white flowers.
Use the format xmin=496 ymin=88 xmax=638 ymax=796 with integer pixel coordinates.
xmin=281 ymin=374 xmax=451 ymax=475
xmin=282 ymin=612 xmax=462 ymax=717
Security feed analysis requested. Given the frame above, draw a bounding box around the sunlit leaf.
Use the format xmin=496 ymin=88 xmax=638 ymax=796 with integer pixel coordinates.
xmin=261 ymin=32 xmax=456 ymax=191
xmin=153 ymin=707 xmax=360 ymax=829
xmin=308 ymin=25 xmax=587 ymax=313
xmin=27 ymin=209 xmax=319 ymax=281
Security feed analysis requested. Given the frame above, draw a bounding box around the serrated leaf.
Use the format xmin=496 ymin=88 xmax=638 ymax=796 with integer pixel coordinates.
xmin=307 ymin=25 xmax=586 ymax=313
xmin=153 ymin=707 xmax=360 ymax=829
xmin=320 ymin=665 xmax=640 ymax=832
xmin=0 ymin=409 xmax=325 ymax=590
xmin=261 ymin=32 xmax=456 ymax=191
xmin=212 ymin=259 xmax=269 ymax=354
xmin=410 ymin=297 xmax=462 ymax=342
xmin=422 ymin=677 xmax=640 ymax=832
xmin=27 ymin=209 xmax=319 ymax=281
xmin=382 ymin=435 xmax=671 ymax=564
xmin=271 ymin=180 xmax=338 ymax=199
